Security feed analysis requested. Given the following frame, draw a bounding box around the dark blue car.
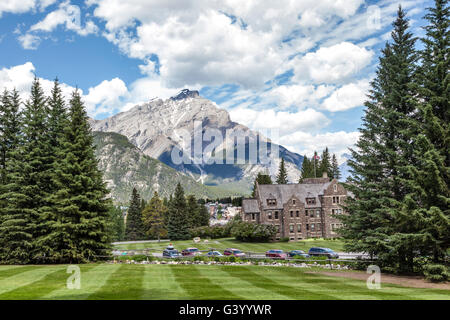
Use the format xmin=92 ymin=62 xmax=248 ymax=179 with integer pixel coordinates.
xmin=308 ymin=247 xmax=339 ymax=259
xmin=288 ymin=250 xmax=310 ymax=258
xmin=163 ymin=248 xmax=181 ymax=258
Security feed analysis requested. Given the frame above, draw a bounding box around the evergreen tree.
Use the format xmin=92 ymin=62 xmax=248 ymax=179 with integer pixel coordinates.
xmin=276 ymin=158 xmax=288 ymax=184
xmin=331 ymin=154 xmax=341 ymax=180
xmin=167 ymin=183 xmax=190 ymax=240
xmin=142 ymin=192 xmax=168 ymax=242
xmin=125 ymin=188 xmax=145 ymax=241
xmin=42 ymin=89 xmax=111 ymax=263
xmin=299 ymin=155 xmax=312 ymax=182
xmin=251 ymin=172 xmax=272 ymax=197
xmin=319 ymin=147 xmax=332 ymax=179
xmin=0 ymin=78 xmax=51 ymax=263
xmin=108 ymin=206 xmax=125 ymax=242
xmin=197 ymin=204 xmax=210 ymax=227
xmin=340 ymin=7 xmax=421 ymax=272
xmin=186 ymin=194 xmax=200 ymax=228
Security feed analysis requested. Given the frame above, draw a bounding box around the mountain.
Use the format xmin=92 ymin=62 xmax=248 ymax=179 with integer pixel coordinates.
xmin=93 ymin=131 xmax=238 ymax=203
xmin=90 ymin=90 xmax=303 ymax=192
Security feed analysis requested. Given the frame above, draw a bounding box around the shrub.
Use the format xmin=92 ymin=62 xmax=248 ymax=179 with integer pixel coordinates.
xmin=423 ymin=264 xmax=449 ymax=283
xmin=231 ymin=221 xmax=277 ymax=242
xmin=279 ymin=237 xmax=290 ymax=242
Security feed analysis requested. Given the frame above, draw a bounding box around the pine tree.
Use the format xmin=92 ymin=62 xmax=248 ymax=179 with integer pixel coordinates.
xmin=340 ymin=7 xmax=421 ymax=272
xmin=0 ymin=78 xmax=51 ymax=263
xmin=142 ymin=192 xmax=168 ymax=242
xmin=331 ymin=154 xmax=341 ymax=180
xmin=42 ymin=89 xmax=111 ymax=263
xmin=299 ymin=155 xmax=312 ymax=182
xmin=108 ymin=206 xmax=125 ymax=242
xmin=276 ymin=158 xmax=288 ymax=184
xmin=197 ymin=204 xmax=210 ymax=227
xmin=319 ymin=147 xmax=332 ymax=179
xmin=125 ymin=188 xmax=145 ymax=241
xmin=186 ymin=194 xmax=200 ymax=228
xmin=167 ymin=183 xmax=190 ymax=240
xmin=251 ymin=172 xmax=272 ymax=197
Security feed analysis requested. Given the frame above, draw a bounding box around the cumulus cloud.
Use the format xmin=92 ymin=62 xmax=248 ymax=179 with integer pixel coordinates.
xmin=17 ymin=33 xmax=41 ymax=49
xmin=84 ymin=78 xmax=128 ymax=115
xmin=292 ymin=42 xmax=374 ymax=84
xmin=0 ymin=0 xmax=56 ymax=17
xmin=30 ymin=1 xmax=98 ymax=36
xmin=322 ymin=79 xmax=371 ymax=112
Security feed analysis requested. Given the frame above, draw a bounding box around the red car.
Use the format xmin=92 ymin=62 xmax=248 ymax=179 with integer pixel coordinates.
xmin=223 ymin=248 xmax=246 ymax=257
xmin=181 ymin=248 xmax=200 ymax=256
xmin=265 ymin=250 xmax=287 ymax=259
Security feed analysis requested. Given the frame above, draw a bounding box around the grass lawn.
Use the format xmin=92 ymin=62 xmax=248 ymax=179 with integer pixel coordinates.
xmin=113 ymin=238 xmax=345 ymax=253
xmin=0 ymin=264 xmax=448 ymax=300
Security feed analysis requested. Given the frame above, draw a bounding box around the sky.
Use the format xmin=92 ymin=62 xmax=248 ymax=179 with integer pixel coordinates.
xmin=0 ymin=0 xmax=433 ymax=162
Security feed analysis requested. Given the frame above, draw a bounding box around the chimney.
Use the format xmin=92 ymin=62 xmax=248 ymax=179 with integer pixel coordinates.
xmin=322 ymin=171 xmax=328 ymax=179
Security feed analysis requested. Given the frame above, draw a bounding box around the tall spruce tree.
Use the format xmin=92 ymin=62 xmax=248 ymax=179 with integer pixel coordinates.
xmin=331 ymin=154 xmax=341 ymax=180
xmin=276 ymin=158 xmax=288 ymax=184
xmin=299 ymin=155 xmax=312 ymax=182
xmin=43 ymin=90 xmax=111 ymax=262
xmin=319 ymin=147 xmax=332 ymax=179
xmin=0 ymin=78 xmax=51 ymax=263
xmin=125 ymin=188 xmax=145 ymax=241
xmin=142 ymin=192 xmax=168 ymax=242
xmin=340 ymin=7 xmax=421 ymax=272
xmin=167 ymin=183 xmax=190 ymax=240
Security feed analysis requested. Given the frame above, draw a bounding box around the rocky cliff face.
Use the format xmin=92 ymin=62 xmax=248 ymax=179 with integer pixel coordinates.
xmin=90 ymin=90 xmax=303 ymax=191
xmin=93 ymin=131 xmax=234 ymax=203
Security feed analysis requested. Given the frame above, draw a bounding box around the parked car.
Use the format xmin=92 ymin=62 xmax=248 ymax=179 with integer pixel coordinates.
xmin=223 ymin=248 xmax=246 ymax=257
xmin=288 ymin=250 xmax=310 ymax=258
xmin=163 ymin=248 xmax=181 ymax=258
xmin=308 ymin=247 xmax=339 ymax=259
xmin=206 ymin=250 xmax=223 ymax=257
xmin=181 ymin=248 xmax=201 ymax=256
xmin=265 ymin=250 xmax=287 ymax=259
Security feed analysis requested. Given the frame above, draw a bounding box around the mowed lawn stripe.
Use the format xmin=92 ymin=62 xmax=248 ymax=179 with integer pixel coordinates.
xmin=42 ymin=264 xmax=111 ymax=300
xmin=141 ymin=265 xmax=186 ymax=299
xmin=264 ymin=268 xmax=388 ymax=300
xmin=0 ymin=266 xmax=61 ymax=296
xmin=219 ymin=265 xmax=336 ymax=300
xmin=88 ymin=264 xmax=145 ymax=300
xmin=169 ymin=264 xmax=242 ymax=300
xmin=0 ymin=266 xmax=69 ymax=300
xmin=194 ymin=265 xmax=291 ymax=300
xmin=0 ymin=266 xmax=41 ymax=281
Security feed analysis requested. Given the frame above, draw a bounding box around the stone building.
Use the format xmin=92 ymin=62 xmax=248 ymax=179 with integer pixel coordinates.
xmin=241 ymin=173 xmax=348 ymax=240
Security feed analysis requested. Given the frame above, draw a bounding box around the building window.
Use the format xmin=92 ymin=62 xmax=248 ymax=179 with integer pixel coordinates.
xmin=333 ymin=196 xmax=340 ymax=204
xmin=251 ymin=213 xmax=256 ymax=220
xmin=274 ymin=211 xmax=279 ymax=220
xmin=305 ymin=210 xmax=308 ymax=217
xmin=334 ymin=184 xmax=338 ymax=192
xmin=267 ymin=199 xmax=277 ymax=206
xmin=289 ymin=225 xmax=294 ymax=233
xmin=316 ymin=210 xmax=321 ymax=218
xmin=292 ymin=199 xmax=296 ymax=205
xmin=311 ymin=223 xmax=315 ymax=231
xmin=306 ymin=198 xmax=316 ymax=205
xmin=268 ymin=212 xmax=272 ymax=220
xmin=306 ymin=224 xmax=309 ymax=231
xmin=297 ymin=224 xmax=302 ymax=232
xmin=276 ymin=225 xmax=280 ymax=232
xmin=316 ymin=223 xmax=321 ymax=231
xmin=296 ymin=210 xmax=299 ymax=217
xmin=290 ymin=211 xmax=293 ymax=218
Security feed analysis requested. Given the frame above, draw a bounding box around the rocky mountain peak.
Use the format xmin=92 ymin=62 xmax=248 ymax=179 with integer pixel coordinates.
xmin=170 ymin=89 xmax=200 ymax=101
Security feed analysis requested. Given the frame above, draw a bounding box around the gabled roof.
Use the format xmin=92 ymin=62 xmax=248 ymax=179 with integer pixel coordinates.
xmin=256 ymin=181 xmax=333 ymax=210
xmin=242 ymin=199 xmax=260 ymax=213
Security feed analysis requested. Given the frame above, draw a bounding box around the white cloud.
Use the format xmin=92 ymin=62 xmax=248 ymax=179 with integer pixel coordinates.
xmin=322 ymin=79 xmax=371 ymax=112
xmin=17 ymin=33 xmax=41 ymax=49
xmin=292 ymin=42 xmax=373 ymax=84
xmin=30 ymin=1 xmax=98 ymax=36
xmin=279 ymin=131 xmax=361 ymax=163
xmin=0 ymin=0 xmax=56 ymax=17
xmin=84 ymin=78 xmax=128 ymax=115
xmin=229 ymin=107 xmax=329 ymax=136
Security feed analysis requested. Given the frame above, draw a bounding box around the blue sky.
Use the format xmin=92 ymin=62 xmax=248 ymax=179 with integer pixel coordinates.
xmin=0 ymin=0 xmax=433 ymax=160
